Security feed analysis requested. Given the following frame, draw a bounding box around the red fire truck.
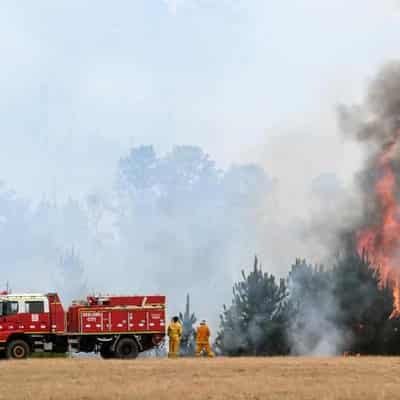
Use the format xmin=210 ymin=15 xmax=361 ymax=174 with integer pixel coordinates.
xmin=0 ymin=292 xmax=166 ymax=359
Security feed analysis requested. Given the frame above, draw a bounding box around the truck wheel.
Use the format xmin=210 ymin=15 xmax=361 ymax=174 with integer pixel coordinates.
xmin=115 ymin=338 xmax=139 ymax=359
xmin=100 ymin=344 xmax=115 ymax=359
xmin=6 ymin=340 xmax=30 ymax=360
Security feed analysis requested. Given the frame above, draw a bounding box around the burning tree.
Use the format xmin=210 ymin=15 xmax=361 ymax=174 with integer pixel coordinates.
xmin=288 ymin=253 xmax=394 ymax=355
xmin=218 ymin=253 xmax=396 ymax=356
xmin=338 ymin=62 xmax=400 ymax=318
xmin=332 ymin=252 xmax=393 ymax=354
xmin=214 ymin=62 xmax=400 ymax=356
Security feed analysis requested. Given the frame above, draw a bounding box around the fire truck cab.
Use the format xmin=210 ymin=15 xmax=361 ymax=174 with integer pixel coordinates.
xmin=0 ymin=293 xmax=52 ymax=321
xmin=0 ymin=292 xmax=166 ymax=360
xmin=0 ymin=293 xmax=67 ymax=359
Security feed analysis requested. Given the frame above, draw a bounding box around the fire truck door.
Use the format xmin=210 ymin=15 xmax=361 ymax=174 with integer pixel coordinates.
xmin=25 ymin=300 xmax=50 ymax=332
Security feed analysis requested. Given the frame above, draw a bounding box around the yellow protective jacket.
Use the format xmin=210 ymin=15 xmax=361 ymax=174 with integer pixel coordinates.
xmin=167 ymin=321 xmax=182 ymax=340
xmin=196 ymin=324 xmax=211 ymax=344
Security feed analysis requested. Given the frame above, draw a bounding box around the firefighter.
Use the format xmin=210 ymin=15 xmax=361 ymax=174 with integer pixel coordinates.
xmin=195 ymin=320 xmax=214 ymax=357
xmin=167 ymin=316 xmax=182 ymax=358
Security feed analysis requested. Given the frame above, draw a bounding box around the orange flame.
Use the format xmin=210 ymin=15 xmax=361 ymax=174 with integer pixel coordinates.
xmin=356 ymin=133 xmax=400 ymax=318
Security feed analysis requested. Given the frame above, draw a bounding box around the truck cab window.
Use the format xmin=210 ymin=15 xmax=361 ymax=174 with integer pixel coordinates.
xmin=0 ymin=302 xmax=3 ymax=316
xmin=5 ymin=301 xmax=18 ymax=315
xmin=26 ymin=301 xmax=44 ymax=313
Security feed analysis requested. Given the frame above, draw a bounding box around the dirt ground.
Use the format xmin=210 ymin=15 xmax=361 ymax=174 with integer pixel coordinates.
xmin=1 ymin=357 xmax=400 ymax=400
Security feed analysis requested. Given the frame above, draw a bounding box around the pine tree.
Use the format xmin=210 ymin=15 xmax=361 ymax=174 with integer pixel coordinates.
xmin=332 ymin=251 xmax=393 ymax=354
xmin=179 ymin=293 xmax=197 ymax=356
xmin=287 ymin=253 xmax=395 ymax=355
xmin=216 ymin=256 xmax=288 ymax=356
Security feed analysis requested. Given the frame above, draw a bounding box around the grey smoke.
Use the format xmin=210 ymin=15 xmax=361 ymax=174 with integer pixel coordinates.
xmin=287 ymin=265 xmax=344 ymax=356
xmin=335 ymin=61 xmax=400 ymax=253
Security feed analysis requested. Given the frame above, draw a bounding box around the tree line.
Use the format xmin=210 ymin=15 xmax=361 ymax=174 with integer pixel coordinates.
xmin=214 ymin=253 xmax=400 ymax=356
xmin=0 ymin=145 xmax=273 ymax=314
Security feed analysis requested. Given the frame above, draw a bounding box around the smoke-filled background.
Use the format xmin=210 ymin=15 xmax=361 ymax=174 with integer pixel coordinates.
xmin=1 ymin=1 xmax=400 ymax=332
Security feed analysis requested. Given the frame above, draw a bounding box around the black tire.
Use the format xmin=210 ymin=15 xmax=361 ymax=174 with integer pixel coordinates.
xmin=100 ymin=343 xmax=115 ymax=359
xmin=115 ymin=338 xmax=139 ymax=359
xmin=6 ymin=340 xmax=30 ymax=360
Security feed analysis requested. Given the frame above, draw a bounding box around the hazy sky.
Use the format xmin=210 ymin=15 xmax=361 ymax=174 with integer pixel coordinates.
xmin=1 ymin=1 xmax=400 ymax=331
xmin=1 ymin=0 xmax=399 ymax=201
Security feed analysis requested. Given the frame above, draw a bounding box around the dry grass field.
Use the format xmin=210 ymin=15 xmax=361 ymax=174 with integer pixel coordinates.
xmin=1 ymin=357 xmax=400 ymax=400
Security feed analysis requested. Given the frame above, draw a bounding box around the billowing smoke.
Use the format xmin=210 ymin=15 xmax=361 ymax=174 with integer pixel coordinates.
xmin=285 ymin=62 xmax=400 ymax=356
xmin=337 ymin=61 xmax=400 ymax=312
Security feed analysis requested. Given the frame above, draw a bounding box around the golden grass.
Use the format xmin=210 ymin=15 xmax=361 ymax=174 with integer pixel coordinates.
xmin=1 ymin=357 xmax=400 ymax=400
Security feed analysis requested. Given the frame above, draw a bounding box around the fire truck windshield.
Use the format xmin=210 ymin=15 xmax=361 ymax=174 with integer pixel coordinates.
xmin=0 ymin=302 xmax=3 ymax=316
